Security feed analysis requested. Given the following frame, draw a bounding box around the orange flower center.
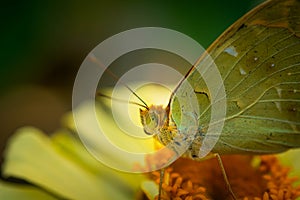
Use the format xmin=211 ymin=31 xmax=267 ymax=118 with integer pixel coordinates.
xmin=147 ymin=155 xmax=300 ymax=200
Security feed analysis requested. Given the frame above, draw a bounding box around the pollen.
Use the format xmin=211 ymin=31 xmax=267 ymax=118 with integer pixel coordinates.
xmin=259 ymin=155 xmax=300 ymax=200
xmin=151 ymin=168 xmax=209 ymax=200
xmin=147 ymin=155 xmax=300 ymax=200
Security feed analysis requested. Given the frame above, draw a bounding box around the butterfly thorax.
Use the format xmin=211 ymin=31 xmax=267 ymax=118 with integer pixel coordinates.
xmin=140 ymin=105 xmax=178 ymax=146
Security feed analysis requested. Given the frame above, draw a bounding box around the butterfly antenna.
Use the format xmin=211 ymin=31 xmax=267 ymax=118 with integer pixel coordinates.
xmin=97 ymin=92 xmax=148 ymax=109
xmin=88 ymin=53 xmax=149 ymax=109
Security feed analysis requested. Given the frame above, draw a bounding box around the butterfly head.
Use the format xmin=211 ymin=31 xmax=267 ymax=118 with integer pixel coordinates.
xmin=140 ymin=105 xmax=170 ymax=136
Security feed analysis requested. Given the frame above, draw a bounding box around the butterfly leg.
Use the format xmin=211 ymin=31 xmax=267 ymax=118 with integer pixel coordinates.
xmin=158 ymin=168 xmax=165 ymax=200
xmin=214 ymin=153 xmax=237 ymax=200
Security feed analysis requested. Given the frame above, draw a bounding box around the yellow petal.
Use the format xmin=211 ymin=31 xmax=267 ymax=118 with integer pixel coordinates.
xmin=2 ymin=127 xmax=137 ymax=199
xmin=0 ymin=181 xmax=57 ymax=200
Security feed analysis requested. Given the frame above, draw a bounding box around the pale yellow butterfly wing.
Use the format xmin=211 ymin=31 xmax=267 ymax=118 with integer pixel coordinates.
xmin=172 ymin=0 xmax=300 ymax=154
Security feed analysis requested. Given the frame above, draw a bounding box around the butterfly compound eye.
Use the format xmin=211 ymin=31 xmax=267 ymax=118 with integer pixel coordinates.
xmin=140 ymin=106 xmax=168 ymax=136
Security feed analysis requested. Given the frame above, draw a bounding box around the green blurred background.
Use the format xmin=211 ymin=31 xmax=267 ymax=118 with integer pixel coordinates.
xmin=0 ymin=1 xmax=262 ymax=162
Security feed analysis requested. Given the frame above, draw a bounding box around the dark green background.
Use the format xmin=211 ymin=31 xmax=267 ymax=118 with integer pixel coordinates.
xmin=0 ymin=1 xmax=262 ymax=158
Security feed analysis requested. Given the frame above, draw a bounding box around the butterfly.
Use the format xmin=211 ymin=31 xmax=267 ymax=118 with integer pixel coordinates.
xmin=140 ymin=0 xmax=300 ymax=160
xmin=139 ymin=0 xmax=300 ymax=199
